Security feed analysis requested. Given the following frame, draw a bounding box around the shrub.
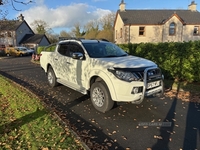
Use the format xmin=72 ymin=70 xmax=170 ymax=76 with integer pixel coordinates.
xmin=118 ymin=41 xmax=200 ymax=82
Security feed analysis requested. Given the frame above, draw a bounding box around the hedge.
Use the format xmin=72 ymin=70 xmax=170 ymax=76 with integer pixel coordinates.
xmin=36 ymin=46 xmax=46 ymax=54
xmin=118 ymin=41 xmax=200 ymax=83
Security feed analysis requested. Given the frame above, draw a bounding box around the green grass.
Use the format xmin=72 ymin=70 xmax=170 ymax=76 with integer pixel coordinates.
xmin=0 ymin=75 xmax=85 ymax=150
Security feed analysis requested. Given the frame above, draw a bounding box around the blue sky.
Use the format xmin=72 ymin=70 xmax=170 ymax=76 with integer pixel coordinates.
xmin=1 ymin=0 xmax=200 ymax=34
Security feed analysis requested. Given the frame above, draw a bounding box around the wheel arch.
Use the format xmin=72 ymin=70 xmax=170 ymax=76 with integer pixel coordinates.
xmin=45 ymin=63 xmax=52 ymax=74
xmin=88 ymin=72 xmax=117 ymax=101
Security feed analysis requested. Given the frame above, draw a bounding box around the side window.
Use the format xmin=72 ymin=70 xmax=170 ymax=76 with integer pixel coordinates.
xmin=68 ymin=43 xmax=84 ymax=57
xmin=58 ymin=43 xmax=69 ymax=56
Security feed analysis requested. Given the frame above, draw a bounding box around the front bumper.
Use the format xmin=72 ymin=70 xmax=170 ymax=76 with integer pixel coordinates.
xmin=110 ymin=67 xmax=164 ymax=104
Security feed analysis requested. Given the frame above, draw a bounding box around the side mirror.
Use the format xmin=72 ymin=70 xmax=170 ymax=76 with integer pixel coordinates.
xmin=72 ymin=52 xmax=84 ymax=60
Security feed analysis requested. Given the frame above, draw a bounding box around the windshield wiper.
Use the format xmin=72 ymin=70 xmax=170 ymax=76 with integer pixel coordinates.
xmin=119 ymin=54 xmax=128 ymax=57
xmin=105 ymin=54 xmax=128 ymax=57
xmin=105 ymin=55 xmax=118 ymax=57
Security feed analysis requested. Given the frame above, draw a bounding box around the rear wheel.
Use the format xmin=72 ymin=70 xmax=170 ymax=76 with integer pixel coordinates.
xmin=6 ymin=53 xmax=10 ymax=56
xmin=47 ymin=67 xmax=58 ymax=87
xmin=90 ymin=81 xmax=114 ymax=113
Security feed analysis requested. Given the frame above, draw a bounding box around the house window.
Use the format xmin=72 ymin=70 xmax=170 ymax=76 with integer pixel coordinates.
xmin=7 ymin=31 xmax=12 ymax=37
xmin=139 ymin=27 xmax=145 ymax=36
xmin=193 ymin=26 xmax=199 ymax=35
xmin=120 ymin=28 xmax=122 ymax=38
xmin=169 ymin=22 xmax=176 ymax=35
xmin=116 ymin=30 xmax=117 ymax=39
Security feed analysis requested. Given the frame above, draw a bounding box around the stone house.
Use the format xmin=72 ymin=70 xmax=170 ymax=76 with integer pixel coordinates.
xmin=114 ymin=0 xmax=200 ymax=44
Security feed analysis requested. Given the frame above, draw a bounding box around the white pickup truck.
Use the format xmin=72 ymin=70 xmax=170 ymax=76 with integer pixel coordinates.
xmin=40 ymin=38 xmax=164 ymax=113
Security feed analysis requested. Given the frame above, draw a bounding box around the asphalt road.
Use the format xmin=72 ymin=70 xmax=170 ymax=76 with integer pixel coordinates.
xmin=0 ymin=56 xmax=200 ymax=150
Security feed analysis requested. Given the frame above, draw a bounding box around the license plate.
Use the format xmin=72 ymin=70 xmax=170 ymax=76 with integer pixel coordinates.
xmin=147 ymin=81 xmax=161 ymax=89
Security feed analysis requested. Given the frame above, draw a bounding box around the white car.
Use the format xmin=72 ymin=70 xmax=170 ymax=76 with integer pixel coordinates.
xmin=40 ymin=39 xmax=164 ymax=113
xmin=26 ymin=48 xmax=35 ymax=55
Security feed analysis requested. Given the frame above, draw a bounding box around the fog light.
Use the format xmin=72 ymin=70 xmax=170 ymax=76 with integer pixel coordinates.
xmin=131 ymin=87 xmax=143 ymax=94
xmin=132 ymin=87 xmax=139 ymax=94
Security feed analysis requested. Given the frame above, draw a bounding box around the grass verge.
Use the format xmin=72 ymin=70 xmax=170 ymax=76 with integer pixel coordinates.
xmin=0 ymin=75 xmax=85 ymax=150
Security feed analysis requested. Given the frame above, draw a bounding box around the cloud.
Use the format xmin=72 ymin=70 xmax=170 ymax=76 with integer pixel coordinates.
xmin=17 ymin=2 xmax=112 ymax=32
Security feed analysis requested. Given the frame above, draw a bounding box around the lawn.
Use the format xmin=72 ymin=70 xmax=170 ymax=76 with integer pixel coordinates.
xmin=0 ymin=75 xmax=85 ymax=150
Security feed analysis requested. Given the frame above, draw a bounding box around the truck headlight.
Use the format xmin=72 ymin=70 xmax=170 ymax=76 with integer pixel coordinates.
xmin=108 ymin=68 xmax=141 ymax=82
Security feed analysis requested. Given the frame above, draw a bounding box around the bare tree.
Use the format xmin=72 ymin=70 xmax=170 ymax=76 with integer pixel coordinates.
xmin=0 ymin=0 xmax=34 ymax=19
xmin=96 ymin=30 xmax=114 ymax=42
xmin=47 ymin=33 xmax=59 ymax=43
xmin=83 ymin=13 xmax=115 ymax=40
xmin=99 ymin=12 xmax=115 ymax=30
xmin=84 ymin=20 xmax=99 ymax=33
xmin=60 ymin=30 xmax=71 ymax=38
xmin=30 ymin=20 xmax=51 ymax=34
xmin=0 ymin=0 xmax=33 ymax=11
xmin=71 ymin=22 xmax=85 ymax=38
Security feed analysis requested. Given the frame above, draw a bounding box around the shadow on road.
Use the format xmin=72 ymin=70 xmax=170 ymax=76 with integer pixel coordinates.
xmin=151 ymin=83 xmax=180 ymax=150
xmin=0 ymin=70 xmax=124 ymax=150
xmin=183 ymin=101 xmax=200 ymax=150
xmin=152 ymin=81 xmax=200 ymax=150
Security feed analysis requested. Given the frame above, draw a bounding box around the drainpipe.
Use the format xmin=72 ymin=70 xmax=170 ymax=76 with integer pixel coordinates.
xmin=162 ymin=24 xmax=164 ymax=42
xmin=129 ymin=24 xmax=131 ymax=43
xmin=181 ymin=23 xmax=185 ymax=42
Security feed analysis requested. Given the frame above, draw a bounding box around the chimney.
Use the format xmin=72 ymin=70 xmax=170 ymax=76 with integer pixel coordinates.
xmin=188 ymin=1 xmax=197 ymax=11
xmin=119 ymin=0 xmax=126 ymax=12
xmin=18 ymin=14 xmax=24 ymax=21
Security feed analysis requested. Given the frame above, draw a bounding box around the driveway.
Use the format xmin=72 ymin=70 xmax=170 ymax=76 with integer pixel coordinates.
xmin=0 ymin=56 xmax=200 ymax=150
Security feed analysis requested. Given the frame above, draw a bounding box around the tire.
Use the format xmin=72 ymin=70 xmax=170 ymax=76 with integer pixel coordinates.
xmin=90 ymin=81 xmax=114 ymax=113
xmin=19 ymin=53 xmax=23 ymax=57
xmin=47 ymin=67 xmax=58 ymax=87
xmin=6 ymin=53 xmax=10 ymax=56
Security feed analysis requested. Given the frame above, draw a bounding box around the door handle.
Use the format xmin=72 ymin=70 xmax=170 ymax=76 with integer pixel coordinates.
xmin=54 ymin=58 xmax=58 ymax=61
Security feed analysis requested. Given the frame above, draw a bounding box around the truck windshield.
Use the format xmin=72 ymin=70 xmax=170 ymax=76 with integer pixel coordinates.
xmin=83 ymin=42 xmax=128 ymax=58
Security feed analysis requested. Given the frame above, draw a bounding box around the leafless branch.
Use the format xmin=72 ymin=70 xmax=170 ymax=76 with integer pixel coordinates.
xmin=11 ymin=0 xmax=34 ymax=11
xmin=13 ymin=0 xmax=33 ymax=5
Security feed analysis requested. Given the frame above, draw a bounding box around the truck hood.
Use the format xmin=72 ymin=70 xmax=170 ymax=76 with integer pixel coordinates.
xmin=95 ymin=55 xmax=157 ymax=68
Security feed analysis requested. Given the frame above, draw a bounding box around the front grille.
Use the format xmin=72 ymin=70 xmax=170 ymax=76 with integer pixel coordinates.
xmin=132 ymin=71 xmax=144 ymax=81
xmin=131 ymin=68 xmax=161 ymax=81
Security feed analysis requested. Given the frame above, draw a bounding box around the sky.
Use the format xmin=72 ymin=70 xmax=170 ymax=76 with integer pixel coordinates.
xmin=1 ymin=0 xmax=200 ymax=34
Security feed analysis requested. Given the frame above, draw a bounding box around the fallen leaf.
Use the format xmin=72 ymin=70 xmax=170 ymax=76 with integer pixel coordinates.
xmin=154 ymin=135 xmax=163 ymax=139
xmin=112 ymin=131 xmax=117 ymax=134
xmin=122 ymin=136 xmax=127 ymax=140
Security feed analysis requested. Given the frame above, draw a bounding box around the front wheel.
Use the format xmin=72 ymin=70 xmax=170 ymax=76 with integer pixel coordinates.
xmin=90 ymin=81 xmax=114 ymax=113
xmin=47 ymin=67 xmax=58 ymax=87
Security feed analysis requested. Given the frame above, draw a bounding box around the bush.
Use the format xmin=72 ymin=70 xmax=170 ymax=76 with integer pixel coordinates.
xmin=118 ymin=41 xmax=200 ymax=82
xmin=36 ymin=46 xmax=46 ymax=54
